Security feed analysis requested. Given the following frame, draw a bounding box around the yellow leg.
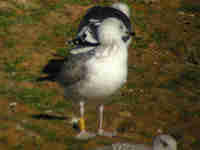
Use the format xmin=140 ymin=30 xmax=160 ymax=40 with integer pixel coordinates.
xmin=79 ymin=117 xmax=86 ymax=132
xmin=75 ymin=101 xmax=96 ymax=140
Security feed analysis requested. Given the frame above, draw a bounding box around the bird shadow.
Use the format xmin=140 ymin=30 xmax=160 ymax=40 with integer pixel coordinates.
xmin=31 ymin=113 xmax=67 ymax=120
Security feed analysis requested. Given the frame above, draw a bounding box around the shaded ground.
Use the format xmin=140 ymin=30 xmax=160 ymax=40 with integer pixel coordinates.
xmin=0 ymin=0 xmax=200 ymax=150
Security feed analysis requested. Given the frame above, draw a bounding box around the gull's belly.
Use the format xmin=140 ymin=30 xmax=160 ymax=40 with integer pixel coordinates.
xmin=79 ymin=51 xmax=127 ymax=98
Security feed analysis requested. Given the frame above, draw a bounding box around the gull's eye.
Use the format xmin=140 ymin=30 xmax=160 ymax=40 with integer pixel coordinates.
xmin=119 ymin=25 xmax=124 ymax=30
xmin=160 ymin=139 xmax=168 ymax=148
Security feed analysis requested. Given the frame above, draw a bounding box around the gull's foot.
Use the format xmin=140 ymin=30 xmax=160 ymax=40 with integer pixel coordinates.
xmin=76 ymin=131 xmax=96 ymax=140
xmin=97 ymin=129 xmax=117 ymax=137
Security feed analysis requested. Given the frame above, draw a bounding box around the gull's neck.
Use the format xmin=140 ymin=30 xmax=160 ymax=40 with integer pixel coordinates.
xmin=95 ymin=41 xmax=127 ymax=59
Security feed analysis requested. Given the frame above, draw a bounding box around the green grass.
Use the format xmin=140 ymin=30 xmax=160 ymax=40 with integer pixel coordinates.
xmin=191 ymin=139 xmax=200 ymax=150
xmin=12 ymin=73 xmax=37 ymax=82
xmin=3 ymin=38 xmax=18 ymax=49
xmin=16 ymin=14 xmax=39 ymax=25
xmin=180 ymin=109 xmax=200 ymax=119
xmin=3 ymin=56 xmax=25 ymax=73
xmin=128 ymin=65 xmax=147 ymax=73
xmin=0 ymin=9 xmax=17 ymax=28
xmin=15 ymin=88 xmax=56 ymax=109
xmin=53 ymin=23 xmax=76 ymax=38
xmin=132 ymin=37 xmax=149 ymax=49
xmin=42 ymin=0 xmax=91 ymax=9
xmin=179 ymin=4 xmax=200 ymax=13
xmin=56 ymin=47 xmax=68 ymax=57
xmin=126 ymin=83 xmax=137 ymax=89
xmin=95 ymin=139 xmax=114 ymax=145
xmin=142 ymin=80 xmax=154 ymax=89
xmin=151 ymin=30 xmax=168 ymax=44
xmin=139 ymin=131 xmax=154 ymax=138
xmin=0 ymin=124 xmax=9 ymax=130
xmin=134 ymin=10 xmax=147 ymax=32
xmin=0 ymin=16 xmax=15 ymax=28
xmin=0 ymin=85 xmax=57 ymax=110
xmin=13 ymin=144 xmax=24 ymax=150
xmin=159 ymin=79 xmax=180 ymax=91
xmin=0 ymin=136 xmax=8 ymax=144
xmin=22 ymin=123 xmax=58 ymax=141
xmin=180 ymin=69 xmax=200 ymax=82
xmin=63 ymin=136 xmax=87 ymax=150
xmin=53 ymin=101 xmax=72 ymax=113
xmin=34 ymin=33 xmax=52 ymax=47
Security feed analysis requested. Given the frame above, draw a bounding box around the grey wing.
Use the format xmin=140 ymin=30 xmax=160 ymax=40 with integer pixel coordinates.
xmin=57 ymin=48 xmax=95 ymax=87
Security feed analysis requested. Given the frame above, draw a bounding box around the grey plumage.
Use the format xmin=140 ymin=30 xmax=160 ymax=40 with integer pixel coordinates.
xmin=56 ymin=47 xmax=96 ymax=100
xmin=58 ymin=48 xmax=95 ymax=86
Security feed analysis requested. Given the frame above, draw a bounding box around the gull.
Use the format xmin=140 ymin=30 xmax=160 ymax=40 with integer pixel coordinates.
xmin=69 ymin=2 xmax=134 ymax=51
xmin=57 ymin=17 xmax=134 ymax=139
xmin=94 ymin=134 xmax=177 ymax=150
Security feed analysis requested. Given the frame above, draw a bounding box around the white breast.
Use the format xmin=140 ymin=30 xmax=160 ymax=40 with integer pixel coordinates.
xmin=79 ymin=44 xmax=128 ymax=98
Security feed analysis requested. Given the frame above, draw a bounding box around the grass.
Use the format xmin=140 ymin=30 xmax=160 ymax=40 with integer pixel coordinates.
xmin=12 ymin=73 xmax=37 ymax=82
xmin=43 ymin=0 xmax=91 ymax=8
xmin=180 ymin=109 xmax=200 ymax=119
xmin=34 ymin=33 xmax=52 ymax=47
xmin=158 ymin=79 xmax=180 ymax=91
xmin=3 ymin=38 xmax=18 ymax=49
xmin=14 ymin=88 xmax=56 ymax=109
xmin=0 ymin=85 xmax=57 ymax=110
xmin=180 ymin=69 xmax=200 ymax=82
xmin=56 ymin=47 xmax=68 ymax=57
xmin=53 ymin=23 xmax=76 ymax=38
xmin=52 ymin=101 xmax=72 ymax=113
xmin=179 ymin=3 xmax=200 ymax=13
xmin=0 ymin=9 xmax=17 ymax=29
xmin=134 ymin=16 xmax=147 ymax=32
xmin=22 ymin=123 xmax=58 ymax=141
xmin=191 ymin=140 xmax=200 ymax=149
xmin=128 ymin=65 xmax=147 ymax=73
xmin=3 ymin=56 xmax=25 ymax=73
xmin=63 ymin=136 xmax=87 ymax=150
xmin=0 ymin=136 xmax=8 ymax=144
xmin=151 ymin=30 xmax=168 ymax=44
xmin=13 ymin=144 xmax=24 ymax=150
xmin=0 ymin=124 xmax=9 ymax=130
xmin=132 ymin=37 xmax=149 ymax=49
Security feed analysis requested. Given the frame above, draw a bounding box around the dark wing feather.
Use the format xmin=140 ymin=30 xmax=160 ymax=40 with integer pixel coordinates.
xmin=37 ymin=59 xmax=65 ymax=81
xmin=57 ymin=48 xmax=95 ymax=86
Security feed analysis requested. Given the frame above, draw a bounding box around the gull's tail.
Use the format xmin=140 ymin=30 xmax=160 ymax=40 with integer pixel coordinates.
xmin=37 ymin=59 xmax=65 ymax=81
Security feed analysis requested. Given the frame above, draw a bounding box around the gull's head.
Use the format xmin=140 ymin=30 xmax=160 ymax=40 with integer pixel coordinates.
xmin=111 ymin=3 xmax=130 ymax=18
xmin=153 ymin=135 xmax=177 ymax=150
xmin=98 ymin=17 xmax=133 ymax=45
